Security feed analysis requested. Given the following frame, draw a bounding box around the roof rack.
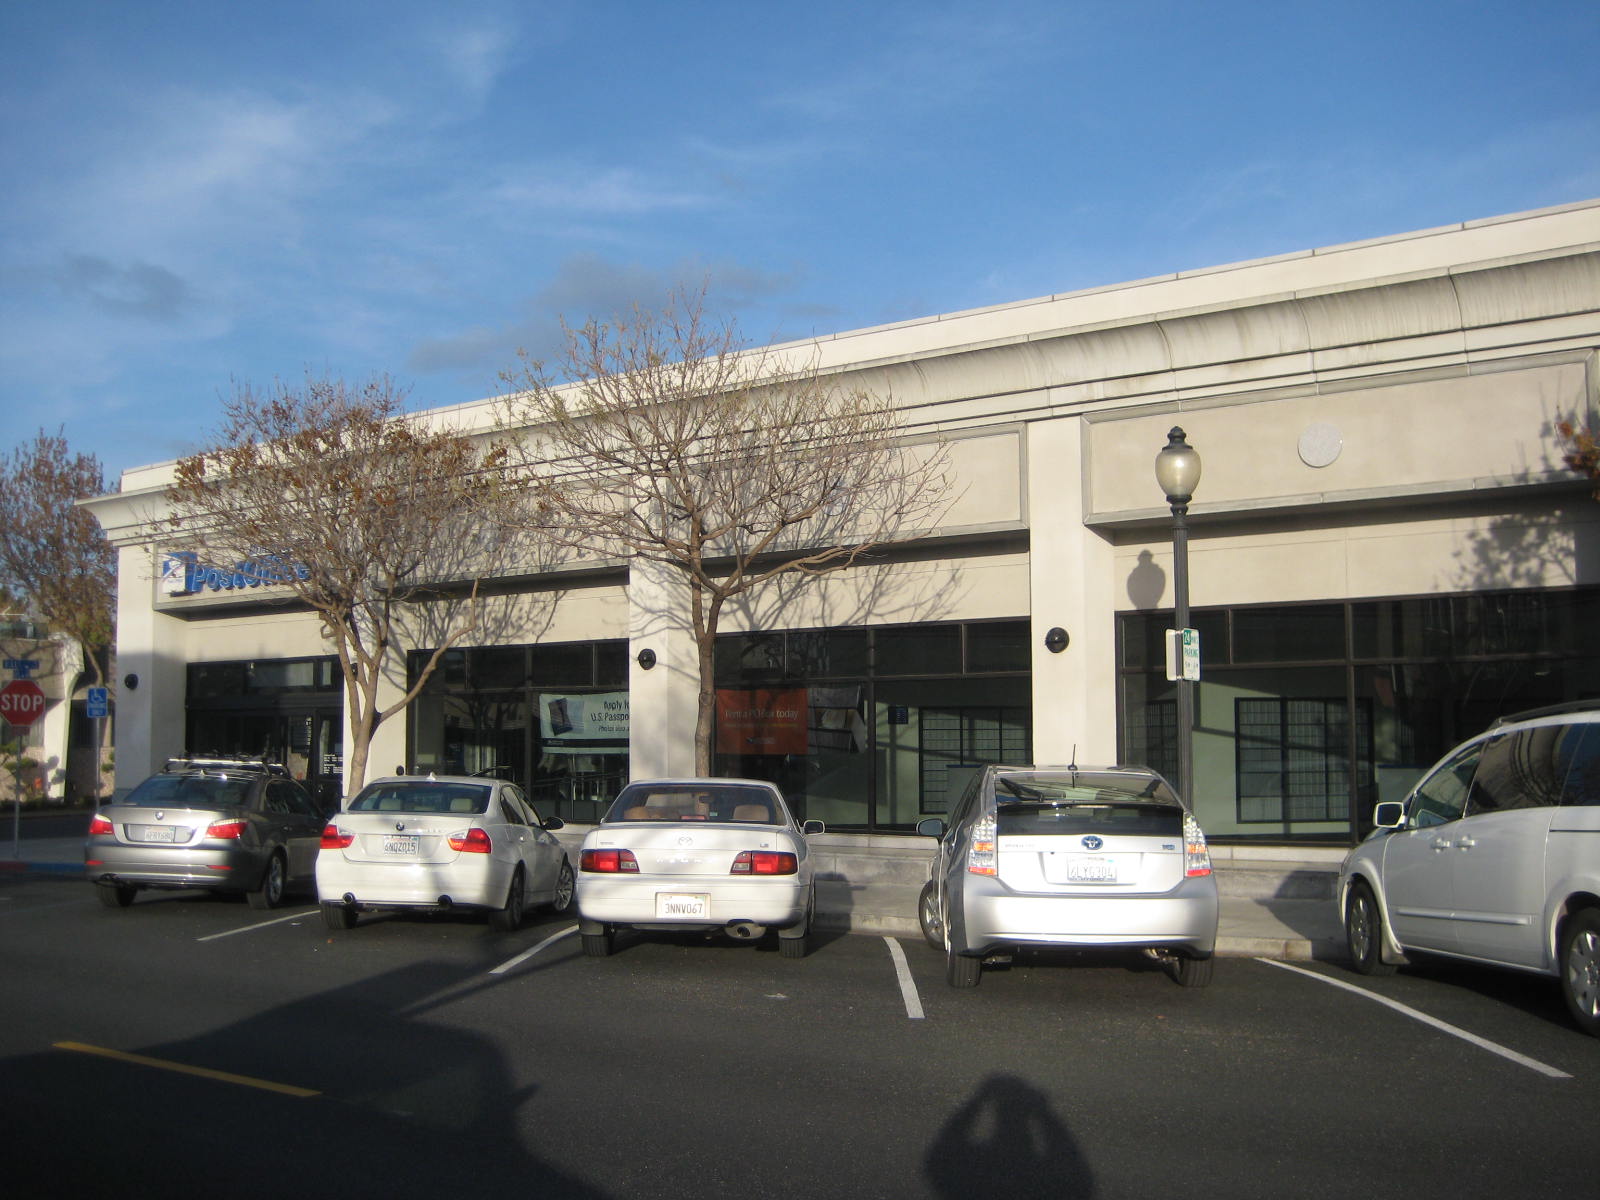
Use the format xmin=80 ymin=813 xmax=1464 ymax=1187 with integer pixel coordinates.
xmin=1490 ymin=698 xmax=1600 ymax=728
xmin=164 ymin=755 xmax=288 ymax=776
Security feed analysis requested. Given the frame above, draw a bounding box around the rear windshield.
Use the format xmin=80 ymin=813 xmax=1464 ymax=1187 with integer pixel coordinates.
xmin=603 ymin=786 xmax=783 ymax=824
xmin=122 ymin=774 xmax=253 ymax=810
xmin=993 ymin=772 xmax=1184 ymax=837
xmin=997 ymin=802 xmax=1185 ymax=837
xmin=348 ymin=782 xmax=492 ymax=815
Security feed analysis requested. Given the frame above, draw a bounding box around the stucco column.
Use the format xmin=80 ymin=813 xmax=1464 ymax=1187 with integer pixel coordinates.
xmin=627 ymin=556 xmax=699 ymax=779
xmin=111 ymin=545 xmax=190 ymax=793
xmin=1027 ymin=415 xmax=1119 ymax=764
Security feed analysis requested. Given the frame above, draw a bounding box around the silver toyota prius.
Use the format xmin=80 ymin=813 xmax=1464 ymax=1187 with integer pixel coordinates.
xmin=917 ymin=764 xmax=1219 ymax=988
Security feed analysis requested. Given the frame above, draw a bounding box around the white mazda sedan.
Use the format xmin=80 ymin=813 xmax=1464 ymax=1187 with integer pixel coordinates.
xmin=576 ymin=778 xmax=825 ymax=958
xmin=316 ymin=775 xmax=574 ymax=931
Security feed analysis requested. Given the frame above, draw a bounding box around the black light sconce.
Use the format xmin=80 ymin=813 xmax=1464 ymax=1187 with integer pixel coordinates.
xmin=123 ymin=673 xmax=140 ymax=690
xmin=1044 ymin=627 xmax=1070 ymax=654
xmin=636 ymin=648 xmax=657 ymax=670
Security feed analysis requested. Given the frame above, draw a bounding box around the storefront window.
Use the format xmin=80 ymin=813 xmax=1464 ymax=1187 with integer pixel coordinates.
xmin=407 ymin=640 xmax=629 ymax=823
xmin=1120 ymin=586 xmax=1600 ymax=843
xmin=714 ymin=621 xmax=1031 ymax=831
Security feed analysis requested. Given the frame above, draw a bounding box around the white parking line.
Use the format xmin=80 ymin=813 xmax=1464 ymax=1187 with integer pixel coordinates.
xmin=196 ymin=909 xmax=314 ymax=942
xmin=1260 ymin=958 xmax=1571 ymax=1080
xmin=489 ymin=924 xmax=579 ymax=975
xmin=883 ymin=936 xmax=925 ymax=1020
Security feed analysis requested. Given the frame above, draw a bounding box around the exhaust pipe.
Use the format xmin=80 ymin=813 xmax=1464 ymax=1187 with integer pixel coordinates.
xmin=725 ymin=921 xmax=766 ymax=941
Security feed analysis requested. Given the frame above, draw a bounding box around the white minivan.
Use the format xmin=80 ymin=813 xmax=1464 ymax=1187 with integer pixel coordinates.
xmin=1338 ymin=701 xmax=1600 ymax=1036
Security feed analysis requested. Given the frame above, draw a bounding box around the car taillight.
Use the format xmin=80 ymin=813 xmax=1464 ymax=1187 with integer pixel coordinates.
xmin=580 ymin=848 xmax=640 ymax=873
xmin=320 ymin=823 xmax=354 ymax=850
xmin=87 ymin=814 xmax=113 ymax=835
xmin=448 ymin=827 xmax=493 ymax=854
xmin=205 ymin=819 xmax=248 ymax=840
xmin=730 ymin=850 xmax=797 ymax=875
xmin=1183 ymin=814 xmax=1213 ymax=877
xmin=966 ymin=809 xmax=997 ymax=876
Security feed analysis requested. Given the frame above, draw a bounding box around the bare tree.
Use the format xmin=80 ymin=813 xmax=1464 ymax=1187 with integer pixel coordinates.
xmin=498 ymin=287 xmax=954 ymax=774
xmin=165 ymin=375 xmax=538 ymax=791
xmin=0 ymin=428 xmax=116 ymax=687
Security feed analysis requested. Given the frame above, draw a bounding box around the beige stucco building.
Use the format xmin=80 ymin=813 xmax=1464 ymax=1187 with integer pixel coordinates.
xmin=85 ymin=199 xmax=1600 ymax=842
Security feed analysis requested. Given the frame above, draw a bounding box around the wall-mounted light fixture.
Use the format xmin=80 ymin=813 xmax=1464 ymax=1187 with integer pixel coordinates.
xmin=636 ymin=648 xmax=657 ymax=670
xmin=123 ymin=674 xmax=139 ymax=690
xmin=1044 ymin=627 xmax=1070 ymax=654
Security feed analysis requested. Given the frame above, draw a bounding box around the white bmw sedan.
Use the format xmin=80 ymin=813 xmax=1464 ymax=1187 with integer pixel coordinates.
xmin=576 ymin=778 xmax=825 ymax=958
xmin=316 ymin=775 xmax=574 ymax=931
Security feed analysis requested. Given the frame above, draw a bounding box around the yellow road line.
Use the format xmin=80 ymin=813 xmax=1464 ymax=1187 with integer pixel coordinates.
xmin=53 ymin=1041 xmax=320 ymax=1097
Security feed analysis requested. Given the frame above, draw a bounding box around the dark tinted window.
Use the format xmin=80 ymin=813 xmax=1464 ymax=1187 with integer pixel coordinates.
xmin=1233 ymin=606 xmax=1345 ymax=663
xmin=124 ymin=774 xmax=253 ymax=810
xmin=997 ymin=801 xmax=1184 ymax=837
xmin=531 ymin=643 xmax=592 ymax=687
xmin=1467 ymin=732 xmax=1554 ymax=814
xmin=876 ymin=625 xmax=960 ymax=675
xmin=966 ymin=622 xmax=1030 ymax=672
xmin=1410 ymin=745 xmax=1479 ymax=826
xmin=1558 ymin=723 xmax=1600 ymax=806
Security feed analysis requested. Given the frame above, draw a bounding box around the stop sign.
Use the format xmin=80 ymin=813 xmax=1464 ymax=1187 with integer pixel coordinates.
xmin=0 ymin=679 xmax=47 ymax=728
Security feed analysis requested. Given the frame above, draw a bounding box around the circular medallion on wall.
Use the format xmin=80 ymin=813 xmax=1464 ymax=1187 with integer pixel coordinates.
xmin=1298 ymin=422 xmax=1343 ymax=468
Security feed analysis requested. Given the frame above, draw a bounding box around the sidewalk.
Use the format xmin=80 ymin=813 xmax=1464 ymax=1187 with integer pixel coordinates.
xmin=8 ymin=831 xmax=1347 ymax=962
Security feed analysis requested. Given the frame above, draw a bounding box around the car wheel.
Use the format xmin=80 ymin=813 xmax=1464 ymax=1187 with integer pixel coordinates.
xmin=917 ymin=880 xmax=944 ymax=950
xmin=490 ymin=867 xmax=526 ymax=931
xmin=549 ymin=860 xmax=575 ymax=914
xmin=1174 ymin=953 xmax=1214 ymax=988
xmin=946 ymin=945 xmax=981 ymax=988
xmin=1559 ymin=907 xmax=1600 ymax=1037
xmin=321 ymin=901 xmax=356 ymax=931
xmin=96 ymin=882 xmax=136 ymax=909
xmin=247 ymin=852 xmax=287 ymax=910
xmin=581 ymin=927 xmax=614 ymax=958
xmin=1346 ymin=880 xmax=1397 ymax=976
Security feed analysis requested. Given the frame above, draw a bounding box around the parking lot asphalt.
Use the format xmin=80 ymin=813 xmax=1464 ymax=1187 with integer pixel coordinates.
xmin=6 ymin=830 xmax=1346 ymax=961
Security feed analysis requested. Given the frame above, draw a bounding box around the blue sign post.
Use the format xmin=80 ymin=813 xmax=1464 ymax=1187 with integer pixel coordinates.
xmin=86 ymin=687 xmax=108 ymax=718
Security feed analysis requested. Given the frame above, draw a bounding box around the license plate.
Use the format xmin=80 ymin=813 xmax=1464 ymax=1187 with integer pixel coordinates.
xmin=656 ymin=892 xmax=709 ymax=919
xmin=383 ymin=835 xmax=419 ymax=855
xmin=140 ymin=825 xmax=178 ymax=843
xmin=1066 ymin=856 xmax=1118 ymax=883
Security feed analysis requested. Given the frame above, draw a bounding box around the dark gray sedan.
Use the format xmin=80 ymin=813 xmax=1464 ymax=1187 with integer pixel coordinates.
xmin=85 ymin=757 xmax=326 ymax=909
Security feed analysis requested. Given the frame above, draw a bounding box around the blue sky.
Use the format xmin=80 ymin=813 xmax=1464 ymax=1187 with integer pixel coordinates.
xmin=3 ymin=1 xmax=1598 ymax=483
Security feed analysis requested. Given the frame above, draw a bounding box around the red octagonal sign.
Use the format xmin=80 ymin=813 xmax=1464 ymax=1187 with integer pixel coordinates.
xmin=0 ymin=679 xmax=47 ymax=728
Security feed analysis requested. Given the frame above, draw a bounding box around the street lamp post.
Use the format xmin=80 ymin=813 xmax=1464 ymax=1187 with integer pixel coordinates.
xmin=1154 ymin=427 xmax=1201 ymax=805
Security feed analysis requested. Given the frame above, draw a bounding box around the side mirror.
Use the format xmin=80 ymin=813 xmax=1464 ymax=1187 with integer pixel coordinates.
xmin=542 ymin=816 xmax=566 ymax=831
xmin=1371 ymin=801 xmax=1404 ymax=829
xmin=802 ymin=819 xmax=826 ymax=835
xmin=916 ymin=817 xmax=946 ymax=838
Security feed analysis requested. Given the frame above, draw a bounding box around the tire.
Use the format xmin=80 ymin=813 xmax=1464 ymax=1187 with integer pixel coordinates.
xmin=1346 ymin=880 xmax=1397 ymax=976
xmin=247 ymin=853 xmax=287 ymax=910
xmin=1174 ymin=953 xmax=1214 ymax=988
xmin=490 ymin=868 xmax=526 ymax=931
xmin=96 ymin=883 xmax=136 ymax=909
xmin=549 ymin=860 xmax=575 ymax=914
xmin=918 ymin=880 xmax=944 ymax=951
xmin=581 ymin=928 xmax=614 ymax=958
xmin=946 ymin=946 xmax=981 ymax=988
xmin=779 ymin=886 xmax=814 ymax=959
xmin=1559 ymin=907 xmax=1600 ymax=1038
xmin=321 ymin=901 xmax=356 ymax=930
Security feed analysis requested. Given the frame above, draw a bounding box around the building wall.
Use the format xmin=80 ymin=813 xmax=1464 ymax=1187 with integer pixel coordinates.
xmin=84 ymin=200 xmax=1600 ymax=817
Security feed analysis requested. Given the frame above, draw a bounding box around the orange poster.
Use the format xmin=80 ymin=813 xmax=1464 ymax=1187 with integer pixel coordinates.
xmin=715 ymin=688 xmax=809 ymax=755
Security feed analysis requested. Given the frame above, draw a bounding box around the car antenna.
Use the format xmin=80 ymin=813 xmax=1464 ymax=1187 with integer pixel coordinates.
xmin=1069 ymin=746 xmax=1078 ymax=786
